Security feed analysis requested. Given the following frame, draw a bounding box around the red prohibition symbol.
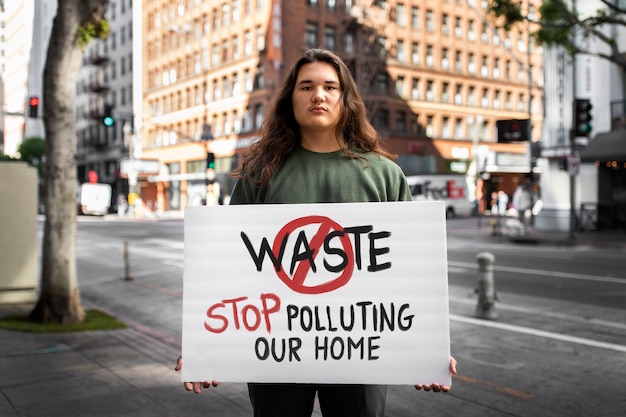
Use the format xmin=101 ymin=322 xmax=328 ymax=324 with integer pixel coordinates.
xmin=272 ymin=215 xmax=355 ymax=295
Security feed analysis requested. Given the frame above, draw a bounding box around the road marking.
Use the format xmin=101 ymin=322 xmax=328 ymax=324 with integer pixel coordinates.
xmin=449 ymin=295 xmax=626 ymax=331
xmin=449 ymin=261 xmax=626 ymax=284
xmin=450 ymin=314 xmax=626 ymax=353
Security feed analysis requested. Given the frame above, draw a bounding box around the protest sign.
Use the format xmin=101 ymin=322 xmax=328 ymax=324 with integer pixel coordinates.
xmin=182 ymin=201 xmax=451 ymax=385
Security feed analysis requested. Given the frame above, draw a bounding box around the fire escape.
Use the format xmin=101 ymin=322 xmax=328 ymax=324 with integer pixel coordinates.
xmin=339 ymin=0 xmax=390 ymax=122
xmin=84 ymin=46 xmax=110 ymax=150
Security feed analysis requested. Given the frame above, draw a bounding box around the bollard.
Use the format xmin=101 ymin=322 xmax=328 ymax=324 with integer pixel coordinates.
xmin=123 ymin=240 xmax=132 ymax=281
xmin=475 ymin=251 xmax=497 ymax=320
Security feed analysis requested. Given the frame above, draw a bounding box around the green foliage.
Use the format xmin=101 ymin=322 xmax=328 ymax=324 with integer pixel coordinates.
xmin=76 ymin=19 xmax=109 ymax=48
xmin=488 ymin=0 xmax=525 ymax=31
xmin=0 ymin=309 xmax=127 ymax=333
xmin=486 ymin=0 xmax=626 ymax=69
xmin=0 ymin=152 xmax=19 ymax=162
xmin=18 ymin=137 xmax=46 ymax=176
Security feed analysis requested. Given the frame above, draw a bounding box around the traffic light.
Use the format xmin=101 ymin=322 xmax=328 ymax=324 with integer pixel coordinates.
xmin=206 ymin=152 xmax=216 ymax=170
xmin=103 ymin=104 xmax=115 ymax=127
xmin=28 ymin=96 xmax=40 ymax=118
xmin=573 ymin=99 xmax=593 ymax=137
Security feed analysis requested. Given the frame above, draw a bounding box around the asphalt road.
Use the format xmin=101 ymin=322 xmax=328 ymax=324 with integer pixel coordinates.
xmin=67 ymin=216 xmax=626 ymax=416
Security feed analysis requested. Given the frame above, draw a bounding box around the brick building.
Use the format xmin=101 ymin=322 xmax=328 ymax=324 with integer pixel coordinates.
xmin=136 ymin=0 xmax=543 ymax=214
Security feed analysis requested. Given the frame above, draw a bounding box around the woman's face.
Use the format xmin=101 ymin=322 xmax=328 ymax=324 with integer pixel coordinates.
xmin=291 ymin=61 xmax=343 ymax=136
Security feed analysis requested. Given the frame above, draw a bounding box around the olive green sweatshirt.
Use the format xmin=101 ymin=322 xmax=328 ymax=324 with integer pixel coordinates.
xmin=230 ymin=146 xmax=412 ymax=204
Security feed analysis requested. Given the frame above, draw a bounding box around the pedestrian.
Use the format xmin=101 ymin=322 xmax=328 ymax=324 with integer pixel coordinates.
xmin=175 ymin=48 xmax=457 ymax=416
xmin=513 ymin=179 xmax=533 ymax=226
xmin=497 ymin=190 xmax=508 ymax=216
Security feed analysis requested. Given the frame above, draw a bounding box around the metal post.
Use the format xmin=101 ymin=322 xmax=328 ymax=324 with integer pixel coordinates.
xmin=475 ymin=251 xmax=497 ymax=320
xmin=123 ymin=240 xmax=132 ymax=281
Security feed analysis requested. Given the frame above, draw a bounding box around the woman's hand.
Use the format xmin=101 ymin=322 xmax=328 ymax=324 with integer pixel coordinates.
xmin=415 ymin=356 xmax=457 ymax=393
xmin=175 ymin=356 xmax=219 ymax=394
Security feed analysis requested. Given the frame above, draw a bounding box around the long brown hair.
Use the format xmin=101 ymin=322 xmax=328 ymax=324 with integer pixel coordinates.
xmin=232 ymin=48 xmax=395 ymax=185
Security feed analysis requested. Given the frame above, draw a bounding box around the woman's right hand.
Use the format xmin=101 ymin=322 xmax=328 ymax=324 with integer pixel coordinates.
xmin=175 ymin=356 xmax=219 ymax=394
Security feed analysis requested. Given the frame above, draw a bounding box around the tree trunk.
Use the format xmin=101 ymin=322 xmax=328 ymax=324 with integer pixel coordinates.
xmin=29 ymin=0 xmax=107 ymax=324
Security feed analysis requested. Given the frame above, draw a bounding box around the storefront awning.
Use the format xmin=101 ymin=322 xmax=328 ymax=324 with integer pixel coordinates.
xmin=580 ymin=130 xmax=626 ymax=162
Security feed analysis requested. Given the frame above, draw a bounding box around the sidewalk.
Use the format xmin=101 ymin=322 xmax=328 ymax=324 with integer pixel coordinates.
xmin=0 ymin=303 xmax=253 ymax=417
xmin=446 ymin=214 xmax=626 ymax=250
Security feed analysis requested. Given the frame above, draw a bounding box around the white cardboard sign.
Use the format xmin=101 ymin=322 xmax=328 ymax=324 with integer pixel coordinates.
xmin=182 ymin=201 xmax=451 ymax=385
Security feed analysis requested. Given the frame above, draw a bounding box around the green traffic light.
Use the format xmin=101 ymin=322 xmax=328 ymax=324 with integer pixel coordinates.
xmin=103 ymin=116 xmax=115 ymax=127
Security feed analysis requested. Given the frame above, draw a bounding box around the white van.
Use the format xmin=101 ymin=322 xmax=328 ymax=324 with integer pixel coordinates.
xmin=77 ymin=183 xmax=112 ymax=216
xmin=406 ymin=175 xmax=474 ymax=218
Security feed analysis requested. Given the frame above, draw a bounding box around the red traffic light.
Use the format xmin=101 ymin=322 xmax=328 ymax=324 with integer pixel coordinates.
xmin=28 ymin=96 xmax=40 ymax=118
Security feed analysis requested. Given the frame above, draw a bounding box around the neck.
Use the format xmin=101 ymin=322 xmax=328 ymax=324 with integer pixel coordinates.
xmin=300 ymin=130 xmax=342 ymax=152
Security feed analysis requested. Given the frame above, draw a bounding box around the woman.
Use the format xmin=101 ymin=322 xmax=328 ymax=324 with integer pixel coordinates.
xmin=177 ymin=48 xmax=457 ymax=417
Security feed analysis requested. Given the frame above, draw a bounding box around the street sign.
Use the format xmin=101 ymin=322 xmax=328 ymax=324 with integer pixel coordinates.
xmin=567 ymin=155 xmax=580 ymax=176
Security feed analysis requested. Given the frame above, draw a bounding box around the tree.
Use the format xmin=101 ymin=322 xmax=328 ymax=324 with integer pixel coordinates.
xmin=17 ymin=137 xmax=46 ymax=176
xmin=487 ymin=0 xmax=626 ymax=70
xmin=28 ymin=0 xmax=109 ymax=325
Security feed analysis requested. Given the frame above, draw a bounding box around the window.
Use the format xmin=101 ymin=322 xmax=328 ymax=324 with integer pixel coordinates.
xmin=454 ymin=17 xmax=462 ymax=38
xmin=396 ymin=3 xmax=406 ymax=26
xmin=233 ymin=36 xmax=240 ymax=59
xmin=454 ymin=84 xmax=462 ymax=105
xmin=395 ymin=75 xmax=405 ymax=97
xmin=455 ymin=118 xmax=463 ymax=139
xmin=243 ymin=107 xmax=252 ymax=132
xmin=426 ymin=45 xmax=433 ymax=67
xmin=481 ymin=24 xmax=488 ymax=43
xmin=411 ymin=77 xmax=420 ymax=100
xmin=411 ymin=6 xmax=420 ymax=29
xmin=468 ymin=20 xmax=475 ymax=41
xmin=411 ymin=42 xmax=419 ymax=65
xmin=233 ymin=72 xmax=241 ymax=95
xmin=442 ymin=82 xmax=449 ymax=103
xmin=344 ymin=32 xmax=355 ymax=54
xmin=396 ymin=39 xmax=405 ymax=61
xmin=255 ymin=63 xmax=264 ymax=89
xmin=426 ymin=80 xmax=434 ymax=101
xmin=442 ymin=117 xmax=451 ymax=138
xmin=493 ymin=58 xmax=500 ymax=78
xmin=306 ymin=23 xmax=318 ymax=47
xmin=376 ymin=73 xmax=387 ymax=94
xmin=441 ymin=14 xmax=448 ymax=35
xmin=441 ymin=48 xmax=449 ymax=70
xmin=212 ymin=44 xmax=220 ymax=66
xmin=426 ymin=10 xmax=434 ymax=32
xmin=256 ymin=26 xmax=265 ymax=51
xmin=395 ymin=111 xmax=406 ymax=133
xmin=455 ymin=50 xmax=462 ymax=72
xmin=326 ymin=0 xmax=336 ymax=10
xmin=245 ymin=69 xmax=253 ymax=92
xmin=254 ymin=103 xmax=264 ymax=128
xmin=426 ymin=115 xmax=434 ymax=137
xmin=376 ymin=109 xmax=389 ymax=130
xmin=324 ymin=26 xmax=336 ymax=50
xmin=468 ymin=53 xmax=475 ymax=74
xmin=468 ymin=86 xmax=475 ymax=106
xmin=494 ymin=89 xmax=501 ymax=109
xmin=244 ymin=31 xmax=252 ymax=55
xmin=481 ymin=55 xmax=488 ymax=77
xmin=481 ymin=88 xmax=489 ymax=108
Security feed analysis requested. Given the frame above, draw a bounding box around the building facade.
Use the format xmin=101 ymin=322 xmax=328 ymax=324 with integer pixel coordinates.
xmin=537 ymin=0 xmax=626 ymax=232
xmin=132 ymin=0 xmax=543 ymax=215
xmin=75 ymin=0 xmax=135 ymax=207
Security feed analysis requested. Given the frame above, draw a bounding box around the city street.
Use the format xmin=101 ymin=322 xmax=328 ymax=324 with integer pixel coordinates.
xmin=2 ymin=215 xmax=625 ymax=416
